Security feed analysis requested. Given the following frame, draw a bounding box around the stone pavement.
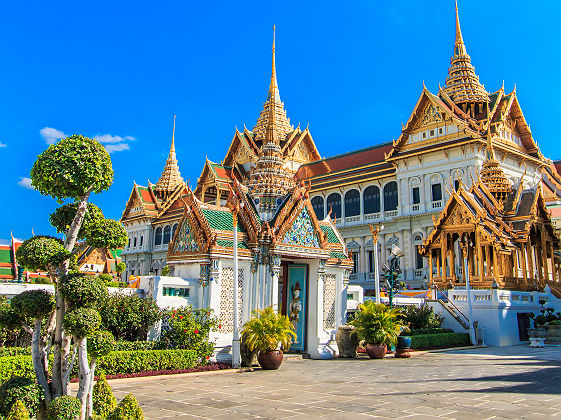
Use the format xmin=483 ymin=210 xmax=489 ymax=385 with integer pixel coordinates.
xmin=111 ymin=345 xmax=561 ymax=419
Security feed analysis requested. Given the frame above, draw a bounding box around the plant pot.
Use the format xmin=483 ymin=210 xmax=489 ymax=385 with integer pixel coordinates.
xmin=396 ymin=336 xmax=411 ymax=349
xmin=335 ymin=325 xmax=359 ymax=358
xmin=365 ymin=343 xmax=387 ymax=359
xmin=528 ymin=328 xmax=546 ymax=338
xmin=257 ymin=350 xmax=284 ymax=370
xmin=546 ymin=325 xmax=561 ymax=342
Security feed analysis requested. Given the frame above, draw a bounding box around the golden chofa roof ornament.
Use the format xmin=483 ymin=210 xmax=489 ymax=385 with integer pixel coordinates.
xmin=252 ymin=25 xmax=293 ymax=146
xmin=154 ymin=115 xmax=184 ymax=198
xmin=443 ymin=1 xmax=489 ymax=106
xmin=480 ymin=131 xmax=511 ymax=201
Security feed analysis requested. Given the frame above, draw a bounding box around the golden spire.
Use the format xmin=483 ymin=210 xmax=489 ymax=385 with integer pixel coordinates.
xmin=480 ymin=131 xmax=510 ymax=200
xmin=252 ymin=25 xmax=293 ymax=145
xmin=443 ymin=0 xmax=489 ymax=106
xmin=154 ymin=115 xmax=184 ymax=199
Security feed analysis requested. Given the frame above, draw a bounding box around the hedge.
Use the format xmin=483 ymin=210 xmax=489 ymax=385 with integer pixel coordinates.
xmin=0 ymin=348 xmax=31 ymax=358
xmin=409 ymin=328 xmax=453 ymax=336
xmin=0 ymin=350 xmax=200 ymax=385
xmin=409 ymin=333 xmax=470 ymax=349
xmin=0 ymin=341 xmax=158 ymax=357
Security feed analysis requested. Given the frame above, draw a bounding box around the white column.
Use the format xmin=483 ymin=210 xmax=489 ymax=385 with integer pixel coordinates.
xmin=232 ymin=217 xmax=241 ymax=368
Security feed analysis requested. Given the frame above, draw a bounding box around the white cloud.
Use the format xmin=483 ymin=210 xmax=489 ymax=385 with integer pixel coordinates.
xmin=95 ymin=134 xmax=135 ymax=144
xmin=40 ymin=127 xmax=68 ymax=145
xmin=104 ymin=143 xmax=130 ymax=153
xmin=0 ymin=142 xmax=6 ymax=148
xmin=18 ymin=177 xmax=34 ymax=190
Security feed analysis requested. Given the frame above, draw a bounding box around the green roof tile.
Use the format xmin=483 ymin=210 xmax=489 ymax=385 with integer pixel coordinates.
xmin=330 ymin=251 xmax=347 ymax=259
xmin=215 ymin=239 xmax=249 ymax=250
xmin=0 ymin=249 xmax=12 ymax=264
xmin=320 ymin=225 xmax=339 ymax=244
xmin=0 ymin=267 xmax=14 ymax=275
xmin=201 ymin=209 xmax=245 ymax=233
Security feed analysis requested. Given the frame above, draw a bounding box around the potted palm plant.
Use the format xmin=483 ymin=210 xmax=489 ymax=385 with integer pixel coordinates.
xmin=350 ymin=301 xmax=403 ymax=359
xmin=241 ymin=307 xmax=296 ymax=370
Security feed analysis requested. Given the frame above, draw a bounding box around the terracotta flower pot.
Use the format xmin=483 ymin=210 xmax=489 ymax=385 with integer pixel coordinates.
xmin=365 ymin=343 xmax=387 ymax=359
xmin=257 ymin=350 xmax=284 ymax=370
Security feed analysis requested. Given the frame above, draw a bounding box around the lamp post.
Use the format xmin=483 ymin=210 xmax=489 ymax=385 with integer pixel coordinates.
xmin=461 ymin=235 xmax=476 ymax=345
xmin=369 ymin=224 xmax=384 ymax=304
xmin=231 ymin=201 xmax=243 ymax=369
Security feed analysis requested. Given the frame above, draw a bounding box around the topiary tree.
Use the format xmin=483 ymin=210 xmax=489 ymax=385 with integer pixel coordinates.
xmin=5 ymin=400 xmax=30 ymax=420
xmin=14 ymin=134 xmax=128 ymax=419
xmin=10 ymin=290 xmax=56 ymax=401
xmin=0 ymin=377 xmax=43 ymax=418
xmin=92 ymin=373 xmax=116 ymax=418
xmin=116 ymin=262 xmax=126 ymax=281
xmin=47 ymin=396 xmax=81 ymax=420
xmin=108 ymin=394 xmax=143 ymax=420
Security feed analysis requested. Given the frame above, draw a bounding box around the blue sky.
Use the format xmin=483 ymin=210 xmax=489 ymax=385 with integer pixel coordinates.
xmin=1 ymin=0 xmax=559 ymax=243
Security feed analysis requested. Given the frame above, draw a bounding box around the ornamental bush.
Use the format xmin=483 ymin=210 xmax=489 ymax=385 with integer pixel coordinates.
xmin=92 ymin=373 xmax=116 ymax=418
xmin=5 ymin=400 xmax=30 ymax=420
xmin=63 ymin=308 xmax=101 ymax=339
xmin=400 ymin=305 xmax=443 ymax=330
xmin=408 ymin=328 xmax=453 ymax=336
xmin=113 ymin=341 xmax=157 ymax=351
xmin=59 ymin=273 xmax=108 ymax=309
xmin=0 ymin=376 xmax=43 ymax=417
xmin=32 ymin=276 xmax=52 ymax=285
xmin=409 ymin=332 xmax=470 ymax=349
xmin=15 ymin=236 xmax=69 ymax=272
xmin=47 ymin=396 xmax=81 ymax=420
xmin=97 ymin=273 xmax=113 ymax=285
xmin=158 ymin=307 xmax=217 ymax=358
xmin=30 ymin=134 xmax=113 ymax=202
xmin=49 ymin=202 xmax=104 ymax=240
xmin=10 ymin=290 xmax=55 ymax=320
xmin=0 ymin=356 xmax=35 ymax=384
xmin=99 ymin=294 xmax=161 ymax=341
xmin=108 ymin=394 xmax=143 ymax=420
xmin=86 ymin=219 xmax=128 ymax=250
xmin=88 ymin=330 xmax=116 ymax=359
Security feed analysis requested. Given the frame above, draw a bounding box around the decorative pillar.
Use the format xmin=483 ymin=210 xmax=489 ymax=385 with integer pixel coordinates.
xmin=540 ymin=227 xmax=549 ymax=282
xmin=526 ymin=241 xmax=535 ymax=284
xmin=428 ymin=249 xmax=433 ymax=285
xmin=477 ymin=232 xmax=483 ymax=280
xmin=441 ymin=233 xmax=447 ymax=280
xmin=271 ymin=255 xmax=281 ymax=311
xmin=549 ymin=241 xmax=556 ymax=284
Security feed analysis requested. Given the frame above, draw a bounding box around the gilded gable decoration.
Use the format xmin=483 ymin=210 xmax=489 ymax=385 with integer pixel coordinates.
xmin=421 ymin=104 xmax=443 ymax=127
xmin=281 ymin=207 xmax=320 ymax=248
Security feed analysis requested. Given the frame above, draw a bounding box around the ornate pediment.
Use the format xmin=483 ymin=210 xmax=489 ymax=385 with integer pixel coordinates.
xmin=413 ymin=104 xmax=443 ymax=130
xmin=444 ymin=202 xmax=474 ymax=226
xmin=171 ymin=216 xmax=201 ymax=254
xmin=281 ymin=207 xmax=320 ymax=248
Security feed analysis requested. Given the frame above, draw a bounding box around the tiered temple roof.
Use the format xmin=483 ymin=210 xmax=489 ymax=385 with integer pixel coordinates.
xmin=442 ymin=1 xmax=489 ymax=107
xmin=154 ymin=116 xmax=184 ymax=200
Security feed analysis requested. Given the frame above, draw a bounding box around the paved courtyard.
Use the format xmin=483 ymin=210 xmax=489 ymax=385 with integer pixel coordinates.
xmin=111 ymin=346 xmax=561 ymax=419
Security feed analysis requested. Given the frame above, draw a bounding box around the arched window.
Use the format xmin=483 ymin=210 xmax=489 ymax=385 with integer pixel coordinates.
xmin=383 ymin=182 xmax=398 ymax=211
xmin=431 ymin=183 xmax=442 ymax=201
xmin=172 ymin=224 xmax=178 ymax=240
xmin=140 ymin=236 xmax=143 ymax=247
xmin=344 ymin=190 xmax=360 ymax=217
xmin=133 ymin=237 xmax=137 ymax=247
xmin=363 ymin=186 xmax=380 ymax=214
xmin=326 ymin=193 xmax=342 ymax=220
xmin=311 ymin=196 xmax=324 ymax=220
xmin=155 ymin=227 xmax=162 ymax=246
xmin=163 ymin=225 xmax=171 ymax=244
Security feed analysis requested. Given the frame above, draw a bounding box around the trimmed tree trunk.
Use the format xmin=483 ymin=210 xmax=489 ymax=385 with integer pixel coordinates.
xmin=86 ymin=358 xmax=97 ymax=419
xmin=31 ymin=318 xmax=52 ymax=404
xmin=76 ymin=338 xmax=91 ymax=420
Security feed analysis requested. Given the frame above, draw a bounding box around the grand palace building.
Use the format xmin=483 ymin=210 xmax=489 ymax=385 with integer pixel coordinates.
xmin=120 ymin=3 xmax=561 ymax=305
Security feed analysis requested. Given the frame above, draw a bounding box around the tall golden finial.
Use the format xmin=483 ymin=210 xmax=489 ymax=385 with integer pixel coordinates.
xmin=171 ymin=114 xmax=176 ymax=153
xmin=455 ymin=0 xmax=464 ymax=50
xmin=268 ymin=25 xmax=279 ymax=102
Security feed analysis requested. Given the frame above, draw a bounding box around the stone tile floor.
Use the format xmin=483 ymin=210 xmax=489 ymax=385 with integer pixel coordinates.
xmin=111 ymin=345 xmax=561 ymax=419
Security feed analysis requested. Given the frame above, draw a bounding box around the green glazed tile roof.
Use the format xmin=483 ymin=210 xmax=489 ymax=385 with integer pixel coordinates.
xmin=201 ymin=209 xmax=245 ymax=233
xmin=320 ymin=225 xmax=339 ymax=244
xmin=0 ymin=267 xmax=14 ymax=275
xmin=0 ymin=249 xmax=13 ymax=264
xmin=215 ymin=239 xmax=249 ymax=250
xmin=330 ymin=251 xmax=347 ymax=259
xmin=110 ymin=249 xmax=122 ymax=259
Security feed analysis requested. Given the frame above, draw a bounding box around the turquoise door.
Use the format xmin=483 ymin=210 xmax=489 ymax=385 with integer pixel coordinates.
xmin=286 ymin=265 xmax=307 ymax=351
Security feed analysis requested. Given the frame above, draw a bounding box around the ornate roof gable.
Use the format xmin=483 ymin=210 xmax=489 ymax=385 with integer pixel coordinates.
xmin=120 ymin=183 xmax=160 ymax=221
xmin=280 ymin=207 xmax=320 ymax=248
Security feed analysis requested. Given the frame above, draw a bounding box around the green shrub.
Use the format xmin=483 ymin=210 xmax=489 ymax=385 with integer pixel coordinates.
xmin=88 ymin=330 xmax=116 ymax=359
xmin=15 ymin=236 xmax=70 ymax=272
xmin=409 ymin=328 xmax=453 ymax=336
xmin=92 ymin=373 xmax=117 ymax=418
xmin=106 ymin=281 xmax=123 ymax=288
xmin=59 ymin=273 xmax=108 ymax=309
xmin=32 ymin=276 xmax=52 ymax=285
xmin=113 ymin=341 xmax=157 ymax=352
xmin=1 ymin=350 xmax=199 ymax=383
xmin=0 ymin=348 xmax=31 ymax=358
xmin=99 ymin=293 xmax=161 ymax=341
xmin=6 ymin=399 xmax=30 ymax=420
xmin=47 ymin=396 xmax=80 ymax=420
xmin=97 ymin=273 xmax=113 ymax=285
xmin=10 ymin=290 xmax=55 ymax=319
xmin=409 ymin=333 xmax=470 ymax=349
xmin=549 ymin=320 xmax=561 ymax=325
xmin=0 ymin=357 xmax=34 ymax=386
xmin=64 ymin=307 xmax=101 ymax=338
xmin=400 ymin=305 xmax=443 ymax=330
xmin=158 ymin=307 xmax=217 ymax=357
xmin=108 ymin=394 xmax=143 ymax=420
xmin=0 ymin=376 xmax=42 ymax=417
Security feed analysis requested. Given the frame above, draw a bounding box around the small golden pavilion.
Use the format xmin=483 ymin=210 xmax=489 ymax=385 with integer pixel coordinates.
xmin=422 ymin=132 xmax=560 ymax=294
